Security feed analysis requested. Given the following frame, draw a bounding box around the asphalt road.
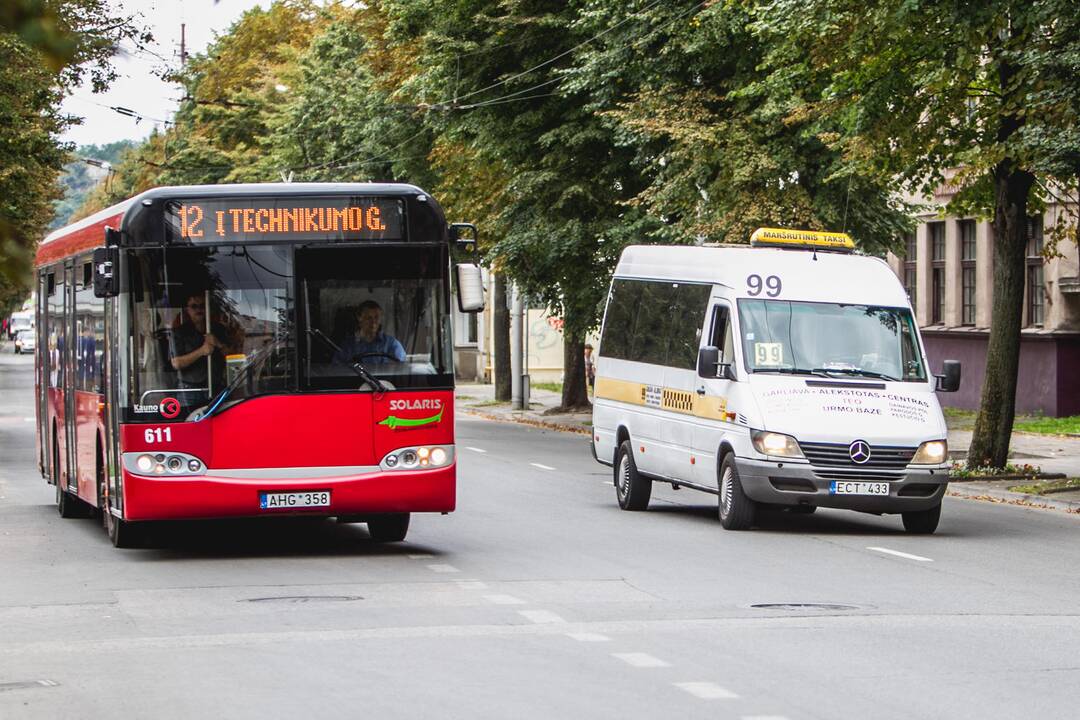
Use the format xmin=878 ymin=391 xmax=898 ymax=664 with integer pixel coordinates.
xmin=1 ymin=351 xmax=1078 ymax=720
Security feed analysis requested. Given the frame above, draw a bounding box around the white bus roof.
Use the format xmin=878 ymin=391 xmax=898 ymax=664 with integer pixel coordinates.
xmin=614 ymin=245 xmax=910 ymax=307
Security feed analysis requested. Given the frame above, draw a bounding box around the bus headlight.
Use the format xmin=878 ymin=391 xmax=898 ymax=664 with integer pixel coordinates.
xmin=911 ymin=440 xmax=948 ymax=465
xmin=380 ymin=445 xmax=455 ymax=471
xmin=751 ymin=430 xmax=804 ymax=458
xmin=123 ymin=452 xmax=206 ymax=476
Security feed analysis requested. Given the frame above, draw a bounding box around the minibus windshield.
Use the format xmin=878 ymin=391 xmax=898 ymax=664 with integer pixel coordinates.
xmin=737 ymin=300 xmax=926 ymax=382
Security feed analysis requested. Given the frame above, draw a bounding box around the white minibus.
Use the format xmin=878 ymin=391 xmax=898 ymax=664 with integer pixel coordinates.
xmin=591 ymin=228 xmax=960 ymax=533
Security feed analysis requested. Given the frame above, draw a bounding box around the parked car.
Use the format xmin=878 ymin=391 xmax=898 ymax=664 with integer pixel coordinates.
xmin=14 ymin=328 xmax=35 ymax=354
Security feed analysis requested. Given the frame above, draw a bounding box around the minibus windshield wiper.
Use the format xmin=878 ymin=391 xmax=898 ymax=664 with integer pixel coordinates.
xmin=751 ymin=367 xmax=830 ymax=378
xmin=306 ymin=327 xmax=386 ymax=394
xmin=812 ymin=367 xmax=901 ymax=382
xmin=194 ymin=336 xmax=287 ymax=421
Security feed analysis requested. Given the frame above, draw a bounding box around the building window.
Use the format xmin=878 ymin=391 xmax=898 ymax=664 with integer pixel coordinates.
xmin=1026 ymin=215 xmax=1044 ymax=327
xmin=960 ymin=220 xmax=976 ymax=325
xmin=903 ymin=231 xmax=917 ymax=308
xmin=930 ymin=222 xmax=945 ymax=324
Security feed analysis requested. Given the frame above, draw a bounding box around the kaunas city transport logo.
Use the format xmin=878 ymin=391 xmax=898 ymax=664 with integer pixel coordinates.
xmin=160 ymin=397 xmax=181 ymax=419
xmin=379 ymin=398 xmax=444 ymax=430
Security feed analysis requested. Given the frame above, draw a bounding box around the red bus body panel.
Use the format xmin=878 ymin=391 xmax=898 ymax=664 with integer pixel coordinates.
xmin=118 ymin=391 xmax=456 ymax=520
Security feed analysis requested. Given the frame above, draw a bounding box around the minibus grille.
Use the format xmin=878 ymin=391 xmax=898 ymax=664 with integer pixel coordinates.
xmin=799 ymin=442 xmax=916 ymax=469
xmin=813 ymin=469 xmax=906 ymax=482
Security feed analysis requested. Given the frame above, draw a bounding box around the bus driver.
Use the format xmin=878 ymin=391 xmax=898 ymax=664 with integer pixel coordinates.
xmin=169 ymin=291 xmax=235 ymax=390
xmin=334 ymin=300 xmax=406 ymax=365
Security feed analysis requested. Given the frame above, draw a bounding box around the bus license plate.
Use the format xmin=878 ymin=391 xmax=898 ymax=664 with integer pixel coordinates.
xmin=829 ymin=481 xmax=889 ymax=496
xmin=260 ymin=491 xmax=331 ymax=510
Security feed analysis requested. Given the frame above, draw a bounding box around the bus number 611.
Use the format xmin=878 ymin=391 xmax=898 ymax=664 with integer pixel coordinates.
xmin=144 ymin=427 xmax=173 ymax=444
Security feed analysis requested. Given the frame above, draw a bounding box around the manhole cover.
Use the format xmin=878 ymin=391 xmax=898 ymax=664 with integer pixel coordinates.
xmin=750 ymin=603 xmax=860 ymax=611
xmin=243 ymin=595 xmax=362 ymax=604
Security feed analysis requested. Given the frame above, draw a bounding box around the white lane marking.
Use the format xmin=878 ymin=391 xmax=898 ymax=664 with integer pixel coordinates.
xmin=407 ymin=554 xmax=434 ymax=560
xmin=483 ymin=594 xmax=526 ymax=605
xmin=612 ymin=652 xmax=670 ymax=668
xmin=455 ymin=580 xmax=488 ymax=590
xmin=866 ymin=546 xmax=933 ymax=562
xmin=674 ymin=682 xmax=739 ymax=699
xmin=531 ymin=463 xmax=555 ymax=471
xmin=742 ymin=716 xmax=791 ymax=720
xmin=566 ymin=632 xmax=610 ymax=642
xmin=426 ymin=564 xmax=460 ymax=573
xmin=23 ymin=417 xmax=34 ymax=422
xmin=518 ymin=610 xmax=566 ymax=624
xmin=465 ymin=446 xmax=487 ymax=453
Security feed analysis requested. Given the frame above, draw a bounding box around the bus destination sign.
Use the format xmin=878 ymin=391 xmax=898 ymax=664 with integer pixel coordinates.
xmin=166 ymin=197 xmax=404 ymax=243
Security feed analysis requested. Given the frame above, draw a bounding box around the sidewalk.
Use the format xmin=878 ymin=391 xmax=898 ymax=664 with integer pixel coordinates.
xmin=455 ymin=382 xmax=1080 ymax=513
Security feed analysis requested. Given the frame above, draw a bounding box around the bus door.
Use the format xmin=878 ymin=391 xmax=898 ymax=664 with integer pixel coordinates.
xmin=36 ymin=271 xmax=48 ymax=479
xmin=62 ymin=263 xmax=77 ymax=493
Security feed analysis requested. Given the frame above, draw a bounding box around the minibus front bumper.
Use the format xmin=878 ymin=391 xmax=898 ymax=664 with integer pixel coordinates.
xmin=734 ymin=457 xmax=948 ymax=513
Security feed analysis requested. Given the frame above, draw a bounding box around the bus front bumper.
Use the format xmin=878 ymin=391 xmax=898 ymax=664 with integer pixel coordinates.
xmin=120 ymin=464 xmax=456 ymax=521
xmin=734 ymin=457 xmax=948 ymax=513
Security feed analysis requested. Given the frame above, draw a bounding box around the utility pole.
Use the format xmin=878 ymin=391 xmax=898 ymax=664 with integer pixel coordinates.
xmin=510 ymin=284 xmax=523 ymax=410
xmin=180 ymin=23 xmax=188 ymax=67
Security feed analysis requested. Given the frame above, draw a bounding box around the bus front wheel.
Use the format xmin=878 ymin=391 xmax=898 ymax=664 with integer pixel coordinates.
xmin=718 ymin=453 xmax=756 ymax=530
xmin=368 ymin=513 xmax=410 ymax=542
xmin=105 ymin=506 xmax=145 ymax=548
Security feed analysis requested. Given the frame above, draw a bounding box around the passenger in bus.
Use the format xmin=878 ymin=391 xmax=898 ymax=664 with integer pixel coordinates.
xmin=333 ymin=300 xmax=406 ymax=365
xmin=169 ymin=291 xmax=236 ymax=389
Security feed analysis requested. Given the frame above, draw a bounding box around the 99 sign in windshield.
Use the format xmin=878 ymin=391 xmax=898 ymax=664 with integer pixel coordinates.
xmin=737 ymin=300 xmax=926 ymax=382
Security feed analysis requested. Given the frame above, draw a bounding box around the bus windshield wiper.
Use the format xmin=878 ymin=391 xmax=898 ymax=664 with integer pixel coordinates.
xmin=306 ymin=327 xmax=386 ymax=394
xmin=812 ymin=367 xmax=900 ymax=382
xmin=752 ymin=367 xmax=830 ymax=378
xmin=194 ymin=336 xmax=287 ymax=422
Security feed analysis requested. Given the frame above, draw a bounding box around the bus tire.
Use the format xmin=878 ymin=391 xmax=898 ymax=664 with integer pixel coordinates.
xmin=105 ymin=506 xmax=145 ymax=548
xmin=368 ymin=513 xmax=410 ymax=542
xmin=902 ymin=503 xmax=941 ymax=534
xmin=54 ymin=434 xmax=87 ymax=519
xmin=615 ymin=440 xmax=651 ymax=511
xmin=718 ymin=453 xmax=756 ymax=530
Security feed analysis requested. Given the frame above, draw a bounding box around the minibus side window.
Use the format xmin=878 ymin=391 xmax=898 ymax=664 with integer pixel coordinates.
xmin=709 ymin=305 xmax=735 ymax=366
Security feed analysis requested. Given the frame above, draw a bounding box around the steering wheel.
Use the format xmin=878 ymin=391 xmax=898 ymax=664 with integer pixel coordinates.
xmin=353 ymin=352 xmax=401 ymax=362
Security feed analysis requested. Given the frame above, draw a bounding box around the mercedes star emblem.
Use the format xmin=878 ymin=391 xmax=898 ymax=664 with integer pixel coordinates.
xmin=849 ymin=440 xmax=871 ymax=464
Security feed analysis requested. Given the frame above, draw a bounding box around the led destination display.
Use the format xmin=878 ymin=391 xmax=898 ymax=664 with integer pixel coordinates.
xmin=166 ymin=197 xmax=404 ymax=242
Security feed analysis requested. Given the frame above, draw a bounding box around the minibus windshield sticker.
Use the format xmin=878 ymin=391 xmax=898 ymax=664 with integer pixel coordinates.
xmin=754 ymin=343 xmax=784 ymax=366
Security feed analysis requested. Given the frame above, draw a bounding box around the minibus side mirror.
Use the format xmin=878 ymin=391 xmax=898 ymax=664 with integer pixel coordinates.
xmin=92 ymin=245 xmax=120 ymax=298
xmin=698 ymin=346 xmax=719 ymax=378
xmin=455 ymin=263 xmax=485 ymax=313
xmin=935 ymin=360 xmax=961 ymax=392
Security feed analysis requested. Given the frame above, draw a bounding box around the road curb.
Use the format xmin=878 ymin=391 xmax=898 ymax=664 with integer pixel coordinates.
xmin=459 ymin=407 xmax=592 ymax=436
xmin=948 ymin=483 xmax=1080 ymax=514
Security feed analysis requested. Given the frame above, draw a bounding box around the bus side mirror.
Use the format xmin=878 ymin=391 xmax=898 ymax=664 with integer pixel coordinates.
xmin=935 ymin=360 xmax=961 ymax=392
xmin=455 ymin=263 xmax=485 ymax=313
xmin=92 ymin=246 xmax=120 ymax=298
xmin=449 ymin=223 xmax=478 ymax=251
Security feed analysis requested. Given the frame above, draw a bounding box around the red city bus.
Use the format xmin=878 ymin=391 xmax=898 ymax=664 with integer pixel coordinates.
xmin=35 ymin=183 xmax=483 ymax=547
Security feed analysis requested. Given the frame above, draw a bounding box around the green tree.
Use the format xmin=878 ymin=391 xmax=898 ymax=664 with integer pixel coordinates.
xmin=755 ymin=0 xmax=1080 ymax=468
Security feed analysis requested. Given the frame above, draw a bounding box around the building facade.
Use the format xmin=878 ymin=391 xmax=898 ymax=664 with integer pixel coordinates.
xmin=886 ymin=198 xmax=1080 ymax=417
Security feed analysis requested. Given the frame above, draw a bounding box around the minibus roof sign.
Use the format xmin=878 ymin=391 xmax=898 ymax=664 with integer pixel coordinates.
xmin=749 ymin=227 xmax=855 ymax=252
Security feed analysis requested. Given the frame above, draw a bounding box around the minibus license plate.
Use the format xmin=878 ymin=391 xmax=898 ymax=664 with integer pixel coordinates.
xmin=829 ymin=481 xmax=889 ymax=496
xmin=260 ymin=491 xmax=331 ymax=510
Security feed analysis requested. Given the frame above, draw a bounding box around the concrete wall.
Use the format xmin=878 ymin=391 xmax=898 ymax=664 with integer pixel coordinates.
xmin=923 ymin=330 xmax=1080 ymax=416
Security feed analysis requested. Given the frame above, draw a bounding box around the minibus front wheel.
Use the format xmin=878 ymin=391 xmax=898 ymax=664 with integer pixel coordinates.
xmin=901 ymin=503 xmax=941 ymax=534
xmin=718 ymin=454 xmax=756 ymax=530
xmin=615 ymin=440 xmax=651 ymax=511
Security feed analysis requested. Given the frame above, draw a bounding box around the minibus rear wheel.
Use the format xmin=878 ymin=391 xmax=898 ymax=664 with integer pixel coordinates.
xmin=718 ymin=454 xmax=756 ymax=530
xmin=615 ymin=440 xmax=651 ymax=511
xmin=901 ymin=503 xmax=941 ymax=534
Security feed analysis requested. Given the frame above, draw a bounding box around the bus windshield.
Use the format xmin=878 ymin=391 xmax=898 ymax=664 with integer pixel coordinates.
xmin=124 ymin=244 xmax=453 ymax=421
xmin=737 ymin=299 xmax=926 ymax=382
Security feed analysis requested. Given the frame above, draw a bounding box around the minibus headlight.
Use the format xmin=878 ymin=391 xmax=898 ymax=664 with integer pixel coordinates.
xmin=911 ymin=440 xmax=948 ymax=465
xmin=751 ymin=430 xmax=804 ymax=458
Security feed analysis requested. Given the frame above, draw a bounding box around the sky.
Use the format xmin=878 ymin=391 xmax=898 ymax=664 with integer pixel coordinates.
xmin=60 ymin=0 xmax=269 ymax=149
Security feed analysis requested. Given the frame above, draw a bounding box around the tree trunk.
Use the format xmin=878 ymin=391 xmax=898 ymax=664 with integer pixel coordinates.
xmin=560 ymin=331 xmax=591 ymax=411
xmin=967 ymin=163 xmax=1033 ymax=468
xmin=492 ymin=273 xmax=511 ymax=401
